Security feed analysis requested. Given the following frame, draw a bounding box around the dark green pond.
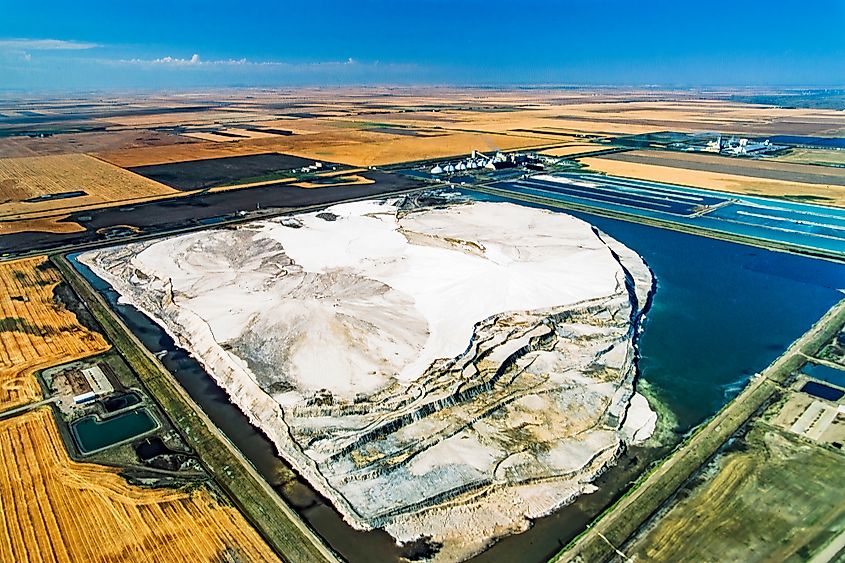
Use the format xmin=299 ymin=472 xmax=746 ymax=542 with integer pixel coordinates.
xmin=72 ymin=408 xmax=158 ymax=454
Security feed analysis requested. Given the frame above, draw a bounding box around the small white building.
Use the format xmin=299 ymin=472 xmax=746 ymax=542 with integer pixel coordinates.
xmin=82 ymin=365 xmax=113 ymax=396
xmin=73 ymin=391 xmax=97 ymax=405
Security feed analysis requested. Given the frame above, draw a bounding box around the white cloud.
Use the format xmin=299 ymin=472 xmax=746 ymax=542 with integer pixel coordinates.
xmin=113 ymin=53 xmax=371 ymax=70
xmin=120 ymin=53 xmax=255 ymax=67
xmin=152 ymin=53 xmax=201 ymax=65
xmin=0 ymin=38 xmax=99 ymax=51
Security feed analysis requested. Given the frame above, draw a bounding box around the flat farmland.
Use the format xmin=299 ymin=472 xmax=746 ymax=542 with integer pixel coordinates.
xmin=0 ymin=129 xmax=197 ymax=159
xmin=775 ymin=148 xmax=845 ymax=167
xmin=96 ymin=140 xmax=282 ymax=168
xmin=300 ymin=130 xmax=549 ymax=165
xmin=598 ymin=149 xmax=845 ymax=186
xmin=580 ymin=156 xmax=845 ymax=207
xmin=0 ymin=170 xmax=425 ymax=255
xmin=537 ymin=102 xmax=845 ymax=136
xmin=539 ymin=144 xmax=607 ymax=157
xmin=379 ymin=101 xmax=845 ymax=138
xmin=0 ymin=408 xmax=280 ymax=563
xmin=0 ymin=257 xmax=108 ymax=411
xmin=625 ymin=423 xmax=845 ymax=562
xmin=128 ymin=152 xmax=321 ymax=190
xmin=97 ymin=128 xmax=549 ymax=168
xmin=0 ymin=216 xmax=84 ymax=235
xmin=0 ymin=154 xmax=177 ymax=220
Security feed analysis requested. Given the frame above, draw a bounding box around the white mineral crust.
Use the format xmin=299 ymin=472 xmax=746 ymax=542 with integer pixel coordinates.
xmin=80 ymin=197 xmax=656 ymax=561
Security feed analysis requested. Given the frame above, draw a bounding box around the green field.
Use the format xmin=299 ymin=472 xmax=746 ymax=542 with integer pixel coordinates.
xmin=626 ymin=421 xmax=845 ymax=562
xmin=774 ymin=148 xmax=845 ymax=168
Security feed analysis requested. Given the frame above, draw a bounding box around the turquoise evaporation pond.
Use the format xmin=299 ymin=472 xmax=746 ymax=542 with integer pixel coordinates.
xmin=492 ymin=174 xmax=845 ymax=256
xmin=803 ymin=363 xmax=845 ymax=388
xmin=466 ymin=189 xmax=845 ymax=430
xmin=72 ymin=408 xmax=157 ymax=453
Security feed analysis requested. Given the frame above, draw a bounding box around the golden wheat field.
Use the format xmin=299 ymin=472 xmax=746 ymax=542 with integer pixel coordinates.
xmin=0 ymin=154 xmax=177 ymax=220
xmin=0 ymin=408 xmax=280 ymax=563
xmin=96 ymin=127 xmax=550 ymax=168
xmin=0 ymin=216 xmax=85 ymax=235
xmin=0 ymin=257 xmax=109 ymax=410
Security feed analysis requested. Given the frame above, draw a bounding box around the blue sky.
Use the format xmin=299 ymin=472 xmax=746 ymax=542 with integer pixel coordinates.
xmin=1 ymin=0 xmax=844 ymax=90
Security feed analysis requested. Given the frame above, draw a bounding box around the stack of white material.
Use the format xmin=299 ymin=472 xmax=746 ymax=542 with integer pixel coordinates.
xmin=81 ymin=197 xmax=656 ymax=562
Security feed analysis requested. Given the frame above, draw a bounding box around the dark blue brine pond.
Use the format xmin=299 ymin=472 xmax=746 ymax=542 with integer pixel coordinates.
xmin=801 ymin=381 xmax=845 ymax=401
xmin=768 ymin=135 xmax=845 ymax=150
xmin=803 ymin=363 xmax=845 ymax=388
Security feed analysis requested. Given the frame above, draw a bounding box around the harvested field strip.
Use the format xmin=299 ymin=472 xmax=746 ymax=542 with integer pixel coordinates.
xmin=775 ymin=148 xmax=845 ymax=167
xmin=292 ymin=174 xmax=375 ymax=188
xmin=0 ymin=154 xmax=177 ymax=219
xmin=0 ymin=216 xmax=84 ymax=235
xmin=180 ymin=131 xmax=247 ymax=142
xmin=539 ymin=144 xmax=607 ymax=157
xmin=0 ymin=257 xmax=109 ymax=410
xmin=207 ymin=177 xmax=297 ymax=192
xmin=600 ymin=150 xmax=845 ymax=186
xmin=580 ymin=157 xmax=845 ymax=208
xmin=0 ymin=408 xmax=280 ymax=563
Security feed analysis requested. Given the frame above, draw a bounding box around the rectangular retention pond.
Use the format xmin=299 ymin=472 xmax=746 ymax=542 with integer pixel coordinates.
xmin=800 ymin=381 xmax=845 ymax=402
xmin=71 ymin=407 xmax=158 ymax=454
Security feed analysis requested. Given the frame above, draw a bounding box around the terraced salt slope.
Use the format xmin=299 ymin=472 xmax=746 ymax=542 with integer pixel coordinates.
xmin=81 ymin=196 xmax=656 ymax=561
